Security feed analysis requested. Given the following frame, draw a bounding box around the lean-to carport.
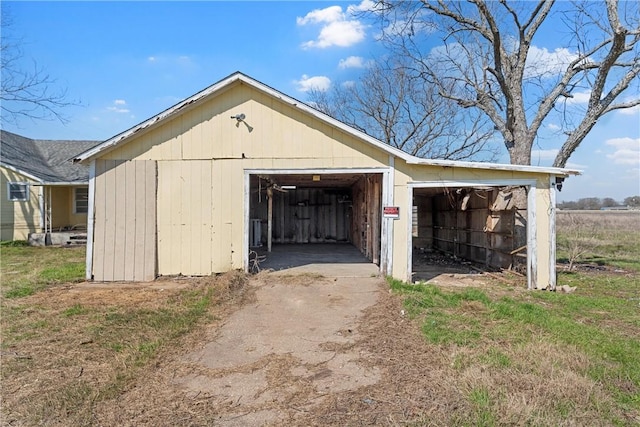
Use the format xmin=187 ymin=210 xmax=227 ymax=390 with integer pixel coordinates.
xmin=406 ymin=178 xmax=547 ymax=290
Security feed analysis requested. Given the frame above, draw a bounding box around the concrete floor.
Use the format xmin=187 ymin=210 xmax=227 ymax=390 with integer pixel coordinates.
xmin=252 ymin=243 xmax=380 ymax=278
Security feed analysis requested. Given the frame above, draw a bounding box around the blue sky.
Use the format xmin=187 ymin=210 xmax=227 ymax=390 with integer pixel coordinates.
xmin=2 ymin=1 xmax=639 ymax=202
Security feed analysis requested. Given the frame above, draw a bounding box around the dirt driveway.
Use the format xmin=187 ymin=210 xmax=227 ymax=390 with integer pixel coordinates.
xmin=174 ymin=273 xmax=381 ymax=425
xmin=92 ymin=269 xmax=456 ymax=426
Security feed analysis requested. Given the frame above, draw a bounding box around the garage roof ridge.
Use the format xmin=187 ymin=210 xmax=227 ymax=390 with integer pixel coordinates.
xmin=73 ymin=71 xmax=581 ymax=178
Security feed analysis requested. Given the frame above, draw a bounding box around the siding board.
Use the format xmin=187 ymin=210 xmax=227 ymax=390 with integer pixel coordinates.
xmin=134 ymin=162 xmax=146 ymax=281
xmin=123 ymin=161 xmax=136 ymax=280
xmin=92 ymin=160 xmax=156 ymax=281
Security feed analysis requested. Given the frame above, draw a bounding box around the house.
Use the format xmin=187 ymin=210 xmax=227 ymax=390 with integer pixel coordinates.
xmin=75 ymin=72 xmax=579 ymax=289
xmin=0 ymin=130 xmax=99 ymax=242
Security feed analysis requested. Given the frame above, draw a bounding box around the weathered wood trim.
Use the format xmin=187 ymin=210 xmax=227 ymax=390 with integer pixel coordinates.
xmin=549 ymin=176 xmax=557 ymax=291
xmin=380 ymin=171 xmax=388 ymax=274
xmin=38 ymin=186 xmax=44 ymax=232
xmin=406 ymin=184 xmax=414 ymax=283
xmin=243 ymin=170 xmax=250 ymax=273
xmin=244 ymin=167 xmax=390 ymax=175
xmin=85 ymin=161 xmax=96 ymax=280
xmin=267 ymin=187 xmax=273 ymax=252
xmin=386 ymin=156 xmax=395 ymax=277
xmin=408 ymin=179 xmax=537 ymax=188
xmin=527 ymin=183 xmax=537 ymax=290
xmin=143 ymin=161 xmax=158 ymax=281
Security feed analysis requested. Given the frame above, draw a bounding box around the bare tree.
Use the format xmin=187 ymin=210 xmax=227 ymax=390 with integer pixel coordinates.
xmin=1 ymin=8 xmax=74 ymax=125
xmin=308 ymin=59 xmax=498 ymax=161
xmin=371 ymin=0 xmax=640 ymax=167
xmin=557 ymin=212 xmax=601 ymax=270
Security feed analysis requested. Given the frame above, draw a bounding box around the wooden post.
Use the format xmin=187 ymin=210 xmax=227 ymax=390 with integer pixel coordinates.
xmin=267 ymin=186 xmax=273 ymax=252
xmin=280 ymin=190 xmax=285 ymax=243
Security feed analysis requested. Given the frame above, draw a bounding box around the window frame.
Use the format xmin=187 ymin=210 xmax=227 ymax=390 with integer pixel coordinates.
xmin=74 ymin=187 xmax=89 ymax=214
xmin=7 ymin=182 xmax=29 ymax=201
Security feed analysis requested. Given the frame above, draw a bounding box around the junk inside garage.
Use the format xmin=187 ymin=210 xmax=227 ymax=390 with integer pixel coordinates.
xmin=248 ymin=173 xmax=383 ymax=270
xmin=412 ymin=186 xmax=528 ymax=282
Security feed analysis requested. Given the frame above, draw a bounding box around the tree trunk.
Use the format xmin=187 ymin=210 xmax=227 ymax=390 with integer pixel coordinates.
xmin=507 ymin=134 xmax=534 ymax=165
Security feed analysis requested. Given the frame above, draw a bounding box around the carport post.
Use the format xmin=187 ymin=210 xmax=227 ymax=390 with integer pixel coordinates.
xmin=267 ymin=186 xmax=273 ymax=252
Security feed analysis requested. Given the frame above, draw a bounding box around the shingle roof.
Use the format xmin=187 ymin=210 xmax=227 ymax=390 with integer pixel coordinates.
xmin=0 ymin=130 xmax=100 ymax=183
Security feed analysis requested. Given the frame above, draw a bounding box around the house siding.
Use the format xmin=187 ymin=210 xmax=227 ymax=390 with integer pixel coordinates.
xmin=0 ymin=167 xmax=41 ymax=240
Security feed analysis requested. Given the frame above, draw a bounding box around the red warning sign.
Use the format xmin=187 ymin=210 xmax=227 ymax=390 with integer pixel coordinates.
xmin=383 ymin=206 xmax=400 ymax=219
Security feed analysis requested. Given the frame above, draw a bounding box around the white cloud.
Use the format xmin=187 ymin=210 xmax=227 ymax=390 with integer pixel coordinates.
xmin=342 ymin=80 xmax=356 ymax=88
xmin=297 ymin=5 xmax=343 ymax=25
xmin=338 ymin=56 xmax=366 ymax=69
xmin=547 ymin=123 xmax=561 ymax=131
xmin=564 ymin=90 xmax=591 ymax=105
xmin=532 ymin=148 xmax=559 ymax=161
xmin=525 ymin=46 xmax=578 ymax=78
xmin=606 ymin=137 xmax=640 ymax=165
xmin=347 ymin=0 xmax=377 ymax=14
xmin=565 ymin=161 xmax=587 ymax=170
xmin=297 ymin=5 xmax=366 ymax=49
xmin=146 ymin=54 xmax=195 ymax=68
xmin=618 ymin=104 xmax=640 ymax=116
xmin=295 ymin=75 xmax=331 ymax=92
xmin=107 ymin=99 xmax=130 ymax=114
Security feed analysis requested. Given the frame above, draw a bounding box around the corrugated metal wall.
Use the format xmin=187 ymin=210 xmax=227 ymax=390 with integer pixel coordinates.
xmin=92 ymin=159 xmax=156 ymax=281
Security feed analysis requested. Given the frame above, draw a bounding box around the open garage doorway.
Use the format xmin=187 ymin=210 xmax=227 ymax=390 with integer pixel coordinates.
xmin=410 ymin=182 xmax=534 ymax=286
xmin=245 ymin=171 xmax=384 ymax=274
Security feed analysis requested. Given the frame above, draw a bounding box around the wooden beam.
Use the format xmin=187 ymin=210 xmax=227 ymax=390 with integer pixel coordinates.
xmin=267 ymin=186 xmax=273 ymax=252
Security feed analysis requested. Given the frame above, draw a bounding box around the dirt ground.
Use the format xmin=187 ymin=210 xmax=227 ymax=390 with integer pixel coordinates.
xmin=83 ymin=273 xmax=460 ymax=426
xmin=47 ymin=273 xmax=476 ymax=426
xmin=3 ymin=272 xmax=512 ymax=426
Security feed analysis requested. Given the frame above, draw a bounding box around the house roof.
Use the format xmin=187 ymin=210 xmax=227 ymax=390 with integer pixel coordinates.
xmin=0 ymin=130 xmax=100 ymax=184
xmin=74 ymin=71 xmax=580 ymax=178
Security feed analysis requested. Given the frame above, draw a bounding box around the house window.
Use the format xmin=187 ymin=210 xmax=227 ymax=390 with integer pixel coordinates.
xmin=74 ymin=187 xmax=89 ymax=214
xmin=7 ymin=182 xmax=29 ymax=201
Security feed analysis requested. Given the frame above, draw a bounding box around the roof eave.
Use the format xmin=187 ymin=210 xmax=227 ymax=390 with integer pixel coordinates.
xmin=69 ymin=71 xmax=581 ymax=178
xmin=0 ymin=162 xmax=45 ymax=183
xmin=36 ymin=181 xmax=89 ymax=186
xmin=405 ymin=157 xmax=581 ymax=176
xmin=73 ymin=72 xmax=413 ymax=164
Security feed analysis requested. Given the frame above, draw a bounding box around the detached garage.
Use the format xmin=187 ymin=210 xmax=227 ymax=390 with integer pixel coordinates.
xmin=75 ymin=72 xmax=577 ymax=289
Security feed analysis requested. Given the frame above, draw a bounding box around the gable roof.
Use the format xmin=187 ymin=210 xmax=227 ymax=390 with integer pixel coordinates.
xmin=74 ymin=71 xmax=579 ymax=177
xmin=0 ymin=130 xmax=100 ymax=184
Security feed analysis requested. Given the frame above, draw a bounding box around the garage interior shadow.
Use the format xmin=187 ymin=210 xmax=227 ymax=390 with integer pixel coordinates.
xmin=252 ymin=243 xmax=371 ymax=271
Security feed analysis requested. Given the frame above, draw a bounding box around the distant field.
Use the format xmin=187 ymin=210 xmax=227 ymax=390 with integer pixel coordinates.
xmin=556 ymin=210 xmax=640 ymax=271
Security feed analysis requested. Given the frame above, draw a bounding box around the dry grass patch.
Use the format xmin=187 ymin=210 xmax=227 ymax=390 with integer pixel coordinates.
xmin=375 ymin=276 xmax=640 ymax=426
xmin=1 ymin=269 xmax=251 ymax=426
xmin=557 ymin=210 xmax=640 ymax=271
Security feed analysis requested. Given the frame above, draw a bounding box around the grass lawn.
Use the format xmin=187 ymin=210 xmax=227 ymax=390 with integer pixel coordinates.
xmin=1 ymin=243 xmax=86 ymax=298
xmin=1 ymin=243 xmax=247 ymax=426
xmin=393 ymin=211 xmax=640 ymax=425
